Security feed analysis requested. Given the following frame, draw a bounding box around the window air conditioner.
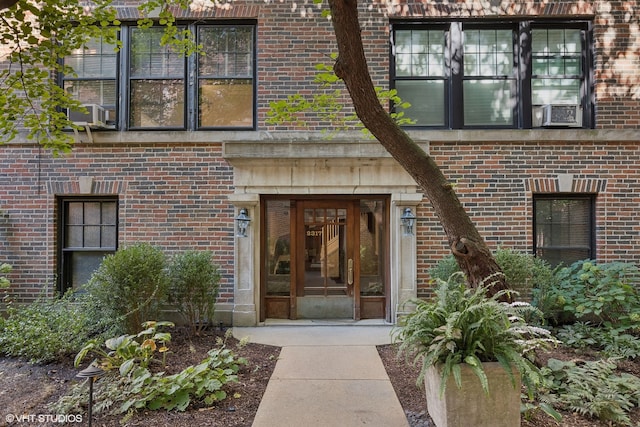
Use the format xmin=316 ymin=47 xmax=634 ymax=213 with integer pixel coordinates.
xmin=67 ymin=104 xmax=107 ymax=127
xmin=541 ymin=104 xmax=582 ymax=127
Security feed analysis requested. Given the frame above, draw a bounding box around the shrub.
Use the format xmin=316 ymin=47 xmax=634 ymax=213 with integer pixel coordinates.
xmin=0 ymin=262 xmax=11 ymax=288
xmin=428 ymin=249 xmax=556 ymax=304
xmin=86 ymin=243 xmax=169 ymax=334
xmin=0 ymin=291 xmax=117 ymax=363
xmin=545 ymin=260 xmax=640 ymax=326
xmin=168 ymin=250 xmax=221 ymax=335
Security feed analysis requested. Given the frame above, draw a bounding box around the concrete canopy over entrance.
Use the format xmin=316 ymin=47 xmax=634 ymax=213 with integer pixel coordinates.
xmin=224 ymin=136 xmax=425 ymax=326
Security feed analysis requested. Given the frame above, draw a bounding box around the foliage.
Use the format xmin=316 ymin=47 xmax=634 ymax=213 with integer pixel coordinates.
xmin=0 ymin=291 xmax=117 ymax=363
xmin=74 ymin=321 xmax=174 ymax=372
xmin=168 ymin=250 xmax=221 ymax=336
xmin=85 ymin=243 xmax=169 ymax=334
xmin=557 ymin=322 xmax=640 ymax=360
xmin=53 ymin=328 xmax=247 ymax=416
xmin=428 ymin=249 xmax=556 ymax=305
xmin=266 ymin=55 xmax=415 ymax=134
xmin=0 ymin=0 xmax=119 ymax=154
xmin=0 ymin=262 xmax=12 ymax=288
xmin=395 ymin=273 xmax=558 ymax=397
xmin=541 ymin=358 xmax=640 ymax=426
xmin=545 ymin=260 xmax=640 ymax=326
xmin=0 ymin=0 xmax=199 ymax=154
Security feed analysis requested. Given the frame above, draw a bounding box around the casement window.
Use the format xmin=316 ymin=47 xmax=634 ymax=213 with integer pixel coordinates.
xmin=391 ymin=21 xmax=592 ymax=129
xmin=63 ymin=23 xmax=255 ymax=131
xmin=58 ymin=198 xmax=118 ymax=293
xmin=533 ymin=195 xmax=595 ymax=267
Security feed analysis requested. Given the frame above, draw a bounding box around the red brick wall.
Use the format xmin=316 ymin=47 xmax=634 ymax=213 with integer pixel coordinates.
xmin=0 ymin=143 xmax=235 ymax=303
xmin=415 ymin=139 xmax=640 ymax=297
xmin=2 ymin=0 xmax=640 ymax=304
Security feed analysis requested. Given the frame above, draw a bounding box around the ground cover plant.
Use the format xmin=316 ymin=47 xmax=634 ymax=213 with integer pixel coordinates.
xmin=52 ymin=322 xmax=247 ymax=419
xmin=0 ymin=253 xmax=638 ymax=426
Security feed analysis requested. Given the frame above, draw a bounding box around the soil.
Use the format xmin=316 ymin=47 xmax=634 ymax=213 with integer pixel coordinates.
xmin=0 ymin=328 xmax=638 ymax=427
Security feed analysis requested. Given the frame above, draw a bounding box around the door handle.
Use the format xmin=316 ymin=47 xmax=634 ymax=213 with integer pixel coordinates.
xmin=348 ymin=258 xmax=354 ymax=285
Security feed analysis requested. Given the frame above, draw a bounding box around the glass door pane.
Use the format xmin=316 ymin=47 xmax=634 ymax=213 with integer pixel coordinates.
xmin=265 ymin=200 xmax=291 ymax=296
xmin=359 ymin=200 xmax=386 ymax=296
xmin=303 ymin=208 xmax=348 ymax=296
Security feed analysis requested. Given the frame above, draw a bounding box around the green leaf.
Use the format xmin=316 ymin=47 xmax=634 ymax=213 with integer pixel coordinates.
xmin=120 ymin=358 xmax=135 ymax=376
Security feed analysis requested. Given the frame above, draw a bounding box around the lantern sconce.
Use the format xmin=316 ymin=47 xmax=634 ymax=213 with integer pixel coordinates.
xmin=235 ymin=208 xmax=251 ymax=237
xmin=400 ymin=207 xmax=416 ymax=236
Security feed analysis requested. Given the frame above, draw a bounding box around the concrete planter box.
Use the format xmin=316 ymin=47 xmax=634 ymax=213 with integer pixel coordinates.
xmin=425 ymin=362 xmax=521 ymax=427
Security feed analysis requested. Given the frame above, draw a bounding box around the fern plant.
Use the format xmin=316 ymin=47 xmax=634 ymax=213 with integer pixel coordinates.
xmin=542 ymin=358 xmax=640 ymax=426
xmin=395 ymin=273 xmax=558 ymax=397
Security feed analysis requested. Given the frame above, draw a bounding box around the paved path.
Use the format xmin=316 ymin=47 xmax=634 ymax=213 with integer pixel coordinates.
xmin=233 ymin=325 xmax=409 ymax=427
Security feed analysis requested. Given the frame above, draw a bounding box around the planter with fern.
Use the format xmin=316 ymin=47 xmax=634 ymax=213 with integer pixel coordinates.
xmin=395 ymin=274 xmax=557 ymax=427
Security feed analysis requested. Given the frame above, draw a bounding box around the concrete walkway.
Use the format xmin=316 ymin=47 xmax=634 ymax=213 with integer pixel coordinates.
xmin=233 ymin=325 xmax=409 ymax=427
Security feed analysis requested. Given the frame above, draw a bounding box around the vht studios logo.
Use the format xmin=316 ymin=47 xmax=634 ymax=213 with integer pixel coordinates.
xmin=5 ymin=414 xmax=83 ymax=424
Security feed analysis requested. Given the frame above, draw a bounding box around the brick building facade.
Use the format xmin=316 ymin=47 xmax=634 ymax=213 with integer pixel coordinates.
xmin=1 ymin=0 xmax=639 ymax=325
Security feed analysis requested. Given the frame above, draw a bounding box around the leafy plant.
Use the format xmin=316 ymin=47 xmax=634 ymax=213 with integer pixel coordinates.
xmin=54 ymin=328 xmax=247 ymax=417
xmin=541 ymin=358 xmax=640 ymax=426
xmin=546 ymin=260 xmax=640 ymax=326
xmin=557 ymin=322 xmax=640 ymax=359
xmin=0 ymin=291 xmax=116 ymax=363
xmin=428 ymin=249 xmax=556 ymax=305
xmin=86 ymin=243 xmax=169 ymax=334
xmin=75 ymin=321 xmax=174 ymax=373
xmin=0 ymin=262 xmax=12 ymax=288
xmin=168 ymin=250 xmax=221 ymax=336
xmin=266 ymin=54 xmax=416 ymax=135
xmin=395 ymin=273 xmax=558 ymax=397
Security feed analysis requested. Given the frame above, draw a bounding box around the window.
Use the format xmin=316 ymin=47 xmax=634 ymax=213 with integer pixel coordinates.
xmin=391 ymin=21 xmax=592 ymax=129
xmin=59 ymin=198 xmax=118 ymax=292
xmin=533 ymin=195 xmax=595 ymax=267
xmin=63 ymin=22 xmax=255 ymax=130
xmin=63 ymin=36 xmax=118 ymax=126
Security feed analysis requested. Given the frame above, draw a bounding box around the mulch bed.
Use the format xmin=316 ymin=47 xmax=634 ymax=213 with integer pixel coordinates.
xmin=0 ymin=328 xmax=638 ymax=427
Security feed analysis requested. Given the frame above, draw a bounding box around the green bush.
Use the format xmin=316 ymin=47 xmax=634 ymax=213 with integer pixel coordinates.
xmin=0 ymin=291 xmax=117 ymax=363
xmin=86 ymin=243 xmax=169 ymax=334
xmin=168 ymin=250 xmax=221 ymax=335
xmin=428 ymin=249 xmax=556 ymax=303
xmin=0 ymin=262 xmax=12 ymax=288
xmin=545 ymin=260 xmax=640 ymax=326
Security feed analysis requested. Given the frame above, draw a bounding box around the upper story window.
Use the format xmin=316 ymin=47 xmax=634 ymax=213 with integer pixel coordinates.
xmin=63 ymin=36 xmax=118 ymax=126
xmin=391 ymin=21 xmax=592 ymax=129
xmin=63 ymin=22 xmax=256 ymax=131
xmin=533 ymin=195 xmax=595 ymax=267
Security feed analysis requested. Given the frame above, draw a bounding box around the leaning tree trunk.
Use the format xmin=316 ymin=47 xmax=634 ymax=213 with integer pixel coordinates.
xmin=328 ymin=0 xmax=510 ymax=299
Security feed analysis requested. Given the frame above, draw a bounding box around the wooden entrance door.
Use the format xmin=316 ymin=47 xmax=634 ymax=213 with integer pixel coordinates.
xmin=295 ymin=201 xmax=357 ymax=319
xmin=262 ymin=197 xmax=388 ymax=321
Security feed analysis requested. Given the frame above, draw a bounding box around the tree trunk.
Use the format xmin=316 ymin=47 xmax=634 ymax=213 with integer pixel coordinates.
xmin=327 ymin=0 xmax=511 ymax=299
xmin=0 ymin=0 xmax=19 ymax=11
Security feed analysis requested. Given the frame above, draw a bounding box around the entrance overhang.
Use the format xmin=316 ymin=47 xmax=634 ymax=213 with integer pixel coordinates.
xmin=224 ymin=136 xmax=426 ymax=326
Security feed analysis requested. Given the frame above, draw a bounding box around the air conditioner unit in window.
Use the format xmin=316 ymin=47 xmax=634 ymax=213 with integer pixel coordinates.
xmin=542 ymin=104 xmax=582 ymax=127
xmin=67 ymin=104 xmax=107 ymax=128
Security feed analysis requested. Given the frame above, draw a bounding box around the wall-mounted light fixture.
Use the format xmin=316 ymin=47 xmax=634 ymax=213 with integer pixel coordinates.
xmin=400 ymin=207 xmax=416 ymax=236
xmin=235 ymin=208 xmax=251 ymax=237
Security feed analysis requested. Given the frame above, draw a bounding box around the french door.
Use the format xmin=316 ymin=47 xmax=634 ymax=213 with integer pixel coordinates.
xmin=262 ymin=197 xmax=388 ymax=321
